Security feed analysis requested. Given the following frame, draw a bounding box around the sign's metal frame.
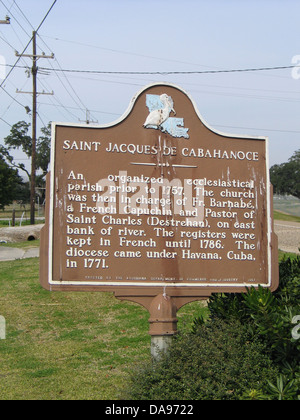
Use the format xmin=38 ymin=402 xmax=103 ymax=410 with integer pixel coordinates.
xmin=40 ymin=83 xmax=279 ymax=323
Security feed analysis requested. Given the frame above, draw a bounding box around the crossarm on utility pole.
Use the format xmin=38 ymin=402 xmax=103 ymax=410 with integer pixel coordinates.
xmin=0 ymin=16 xmax=10 ymax=24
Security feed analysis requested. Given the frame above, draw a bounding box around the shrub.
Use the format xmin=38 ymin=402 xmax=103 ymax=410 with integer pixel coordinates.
xmin=200 ymin=255 xmax=300 ymax=400
xmin=127 ymin=319 xmax=278 ymax=400
xmin=127 ymin=256 xmax=300 ymax=400
xmin=207 ymin=257 xmax=300 ymax=360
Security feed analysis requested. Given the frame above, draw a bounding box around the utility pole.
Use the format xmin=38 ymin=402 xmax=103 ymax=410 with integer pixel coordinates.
xmin=16 ymin=31 xmax=54 ymax=225
xmin=31 ymin=31 xmax=38 ymax=227
xmin=0 ymin=16 xmax=10 ymax=24
xmin=79 ymin=109 xmax=98 ymax=125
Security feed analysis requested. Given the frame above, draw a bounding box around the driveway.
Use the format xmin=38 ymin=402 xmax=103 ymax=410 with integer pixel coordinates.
xmin=274 ymin=221 xmax=300 ymax=255
xmin=0 ymin=246 xmax=40 ymax=262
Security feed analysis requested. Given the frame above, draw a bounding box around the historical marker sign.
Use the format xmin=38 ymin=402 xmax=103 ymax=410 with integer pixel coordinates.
xmin=40 ymin=83 xmax=279 ymax=317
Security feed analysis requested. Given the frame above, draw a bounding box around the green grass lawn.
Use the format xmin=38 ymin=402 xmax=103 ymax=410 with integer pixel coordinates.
xmin=273 ymin=210 xmax=300 ymax=223
xmin=0 ymin=225 xmax=296 ymax=400
xmin=278 ymin=249 xmax=299 ymax=260
xmin=0 ymin=240 xmax=40 ymax=249
xmin=0 ymin=220 xmax=45 ymax=228
xmin=0 ymin=258 xmax=207 ymax=400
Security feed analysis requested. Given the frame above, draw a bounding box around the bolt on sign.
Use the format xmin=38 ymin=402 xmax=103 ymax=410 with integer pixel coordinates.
xmin=40 ymin=83 xmax=279 ymax=336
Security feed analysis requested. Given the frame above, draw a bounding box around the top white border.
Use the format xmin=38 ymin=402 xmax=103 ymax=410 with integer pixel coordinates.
xmin=51 ymin=82 xmax=267 ymax=140
xmin=48 ymin=82 xmax=272 ymax=290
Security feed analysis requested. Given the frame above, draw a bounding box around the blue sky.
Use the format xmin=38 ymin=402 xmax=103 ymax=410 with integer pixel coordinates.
xmin=0 ymin=0 xmax=300 ymax=170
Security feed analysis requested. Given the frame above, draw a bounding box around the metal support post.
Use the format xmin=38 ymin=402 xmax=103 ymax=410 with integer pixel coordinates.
xmin=149 ymin=294 xmax=178 ymax=360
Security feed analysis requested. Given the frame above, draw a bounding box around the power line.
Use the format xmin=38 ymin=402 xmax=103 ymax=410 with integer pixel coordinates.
xmin=0 ymin=116 xmax=12 ymax=126
xmin=41 ymin=34 xmax=219 ymax=70
xmin=39 ymin=101 xmax=120 ymax=117
xmin=12 ymin=0 xmax=34 ymax=30
xmin=7 ymin=0 xmax=55 ymax=61
xmin=0 ymin=83 xmax=24 ymax=107
xmin=34 ymin=0 xmax=57 ymax=34
xmin=38 ymin=78 xmax=81 ymax=120
xmin=1 ymin=1 xmax=92 ymax=125
xmin=2 ymin=62 xmax=299 ymax=77
xmin=31 ymin=51 xmax=300 ymax=95
xmin=51 ymin=58 xmax=88 ymax=111
xmin=2 ymin=1 xmax=60 ymax=123
xmin=36 ymin=31 xmax=98 ymax=122
xmin=0 ymin=31 xmax=17 ymax=50
xmin=0 ymin=0 xmax=30 ymax=38
xmin=3 ymin=62 xmax=300 ymax=106
xmin=35 ymin=64 xmax=299 ymax=76
xmin=0 ymin=0 xmax=57 ymax=225
xmin=0 ymin=0 xmax=36 ymax=54
xmin=213 ymin=124 xmax=300 ymax=135
xmin=0 ymin=0 xmax=57 ymax=99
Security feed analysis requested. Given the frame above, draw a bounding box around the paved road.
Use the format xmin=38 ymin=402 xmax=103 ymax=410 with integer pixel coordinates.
xmin=0 ymin=246 xmax=39 ymax=262
xmin=274 ymin=221 xmax=300 ymax=255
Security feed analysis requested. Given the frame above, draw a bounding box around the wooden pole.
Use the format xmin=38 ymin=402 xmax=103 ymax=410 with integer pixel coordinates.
xmin=30 ymin=31 xmax=37 ymax=225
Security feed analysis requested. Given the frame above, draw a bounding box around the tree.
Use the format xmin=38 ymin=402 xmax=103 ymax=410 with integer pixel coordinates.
xmin=270 ymin=150 xmax=300 ymax=199
xmin=3 ymin=121 xmax=51 ymax=181
xmin=1 ymin=121 xmax=32 ymax=180
xmin=0 ymin=154 xmax=23 ymax=210
xmin=1 ymin=121 xmax=51 ymax=208
xmin=36 ymin=124 xmax=51 ymax=178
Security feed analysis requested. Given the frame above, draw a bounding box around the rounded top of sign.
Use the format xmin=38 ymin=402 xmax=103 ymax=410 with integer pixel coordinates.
xmin=56 ymin=82 xmax=267 ymax=143
xmin=136 ymin=83 xmax=267 ymax=141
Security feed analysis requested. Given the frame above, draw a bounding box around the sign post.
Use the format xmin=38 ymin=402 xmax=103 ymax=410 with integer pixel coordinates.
xmin=40 ymin=83 xmax=279 ymax=357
